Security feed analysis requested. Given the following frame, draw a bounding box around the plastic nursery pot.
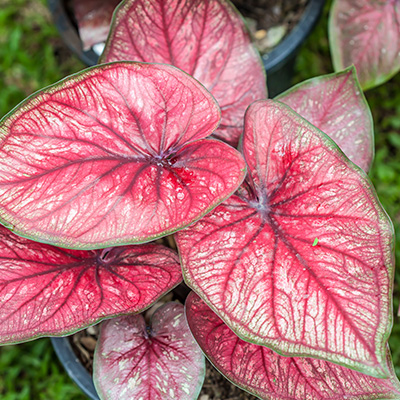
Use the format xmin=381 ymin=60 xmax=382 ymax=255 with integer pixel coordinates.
xmin=51 ymin=336 xmax=99 ymax=400
xmin=263 ymin=0 xmax=326 ymax=97
xmin=48 ymin=0 xmax=325 ymax=97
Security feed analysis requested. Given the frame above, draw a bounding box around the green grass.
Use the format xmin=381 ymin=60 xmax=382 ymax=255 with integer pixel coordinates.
xmin=0 ymin=340 xmax=86 ymax=400
xmin=1 ymin=0 xmax=400 ymax=396
xmin=0 ymin=0 xmax=83 ymax=119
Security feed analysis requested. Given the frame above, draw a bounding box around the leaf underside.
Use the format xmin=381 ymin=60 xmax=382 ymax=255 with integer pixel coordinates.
xmin=0 ymin=62 xmax=246 ymax=249
xmin=101 ymin=0 xmax=267 ymax=146
xmin=176 ymin=100 xmax=394 ymax=377
xmin=94 ymin=303 xmax=205 ymax=400
xmin=0 ymin=224 xmax=182 ymax=344
xmin=277 ymin=66 xmax=374 ymax=172
xmin=329 ymin=0 xmax=400 ymax=90
xmin=186 ymin=293 xmax=400 ymax=400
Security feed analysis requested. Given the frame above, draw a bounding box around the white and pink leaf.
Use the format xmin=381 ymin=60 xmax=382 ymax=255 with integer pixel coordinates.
xmin=0 ymin=225 xmax=182 ymax=344
xmin=186 ymin=293 xmax=400 ymax=400
xmin=0 ymin=62 xmax=246 ymax=249
xmin=101 ymin=0 xmax=267 ymax=146
xmin=94 ymin=303 xmax=204 ymax=400
xmin=176 ymin=100 xmax=394 ymax=377
xmin=329 ymin=0 xmax=400 ymax=90
xmin=277 ymin=66 xmax=373 ymax=172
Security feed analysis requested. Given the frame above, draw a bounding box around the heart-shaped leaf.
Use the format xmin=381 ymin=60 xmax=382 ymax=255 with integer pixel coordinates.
xmin=0 ymin=62 xmax=246 ymax=249
xmin=277 ymin=66 xmax=374 ymax=172
xmin=100 ymin=0 xmax=267 ymax=146
xmin=186 ymin=293 xmax=400 ymax=400
xmin=0 ymin=225 xmax=182 ymax=344
xmin=93 ymin=302 xmax=205 ymax=400
xmin=176 ymin=100 xmax=394 ymax=378
xmin=329 ymin=0 xmax=400 ymax=90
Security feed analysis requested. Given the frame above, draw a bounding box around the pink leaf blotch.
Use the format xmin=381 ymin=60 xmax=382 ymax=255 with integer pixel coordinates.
xmin=0 ymin=225 xmax=182 ymax=344
xmin=0 ymin=62 xmax=246 ymax=249
xmin=100 ymin=0 xmax=267 ymax=146
xmin=186 ymin=293 xmax=400 ymax=400
xmin=329 ymin=0 xmax=400 ymax=90
xmin=176 ymin=100 xmax=394 ymax=378
xmin=277 ymin=66 xmax=374 ymax=172
xmin=93 ymin=302 xmax=205 ymax=400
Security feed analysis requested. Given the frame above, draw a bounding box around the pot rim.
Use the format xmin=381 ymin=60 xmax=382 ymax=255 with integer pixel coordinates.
xmin=47 ymin=0 xmax=326 ymax=70
xmin=51 ymin=336 xmax=99 ymax=400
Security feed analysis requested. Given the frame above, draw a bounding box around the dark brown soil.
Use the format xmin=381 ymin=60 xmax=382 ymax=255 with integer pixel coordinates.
xmin=232 ymin=0 xmax=309 ymax=53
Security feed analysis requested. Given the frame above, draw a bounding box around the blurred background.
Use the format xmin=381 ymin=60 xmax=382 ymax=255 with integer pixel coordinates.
xmin=0 ymin=0 xmax=400 ymax=398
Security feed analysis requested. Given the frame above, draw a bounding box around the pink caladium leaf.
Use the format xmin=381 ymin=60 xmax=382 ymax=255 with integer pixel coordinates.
xmin=329 ymin=0 xmax=400 ymax=90
xmin=100 ymin=0 xmax=267 ymax=146
xmin=176 ymin=100 xmax=394 ymax=378
xmin=0 ymin=62 xmax=246 ymax=249
xmin=72 ymin=0 xmax=121 ymax=50
xmin=277 ymin=66 xmax=374 ymax=172
xmin=0 ymin=225 xmax=182 ymax=344
xmin=93 ymin=302 xmax=205 ymax=400
xmin=186 ymin=293 xmax=400 ymax=400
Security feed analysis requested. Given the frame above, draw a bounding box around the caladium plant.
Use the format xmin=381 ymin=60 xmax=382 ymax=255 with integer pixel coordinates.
xmin=329 ymin=0 xmax=400 ymax=90
xmin=1 ymin=0 xmax=400 ymax=399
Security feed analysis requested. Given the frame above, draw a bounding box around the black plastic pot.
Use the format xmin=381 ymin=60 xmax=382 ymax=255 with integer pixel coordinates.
xmin=263 ymin=0 xmax=326 ymax=96
xmin=51 ymin=336 xmax=99 ymax=400
xmin=48 ymin=0 xmax=325 ymax=97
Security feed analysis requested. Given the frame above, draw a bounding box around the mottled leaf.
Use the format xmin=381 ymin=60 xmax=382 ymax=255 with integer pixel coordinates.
xmin=0 ymin=62 xmax=246 ymax=249
xmin=186 ymin=293 xmax=400 ymax=400
xmin=176 ymin=100 xmax=394 ymax=378
xmin=329 ymin=0 xmax=400 ymax=90
xmin=100 ymin=0 xmax=267 ymax=146
xmin=277 ymin=66 xmax=374 ymax=172
xmin=93 ymin=303 xmax=205 ymax=400
xmin=72 ymin=0 xmax=120 ymax=50
xmin=0 ymin=225 xmax=181 ymax=344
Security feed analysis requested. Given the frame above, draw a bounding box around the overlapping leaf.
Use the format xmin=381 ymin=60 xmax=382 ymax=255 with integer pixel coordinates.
xmin=0 ymin=225 xmax=181 ymax=344
xmin=329 ymin=0 xmax=400 ymax=90
xmin=100 ymin=0 xmax=267 ymax=146
xmin=176 ymin=100 xmax=394 ymax=377
xmin=277 ymin=66 xmax=373 ymax=172
xmin=93 ymin=303 xmax=205 ymax=400
xmin=186 ymin=293 xmax=400 ymax=400
xmin=0 ymin=62 xmax=246 ymax=249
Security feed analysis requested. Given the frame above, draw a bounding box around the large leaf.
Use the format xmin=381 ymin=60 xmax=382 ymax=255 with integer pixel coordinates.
xmin=0 ymin=62 xmax=246 ymax=249
xmin=93 ymin=302 xmax=205 ymax=400
xmin=329 ymin=0 xmax=400 ymax=90
xmin=176 ymin=100 xmax=394 ymax=378
xmin=100 ymin=0 xmax=267 ymax=146
xmin=186 ymin=293 xmax=400 ymax=400
xmin=277 ymin=66 xmax=374 ymax=172
xmin=0 ymin=225 xmax=182 ymax=344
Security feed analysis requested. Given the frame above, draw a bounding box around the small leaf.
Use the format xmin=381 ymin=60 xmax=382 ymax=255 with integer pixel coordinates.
xmin=186 ymin=293 xmax=400 ymax=400
xmin=0 ymin=62 xmax=246 ymax=249
xmin=277 ymin=67 xmax=374 ymax=172
xmin=312 ymin=237 xmax=318 ymax=246
xmin=329 ymin=0 xmax=400 ymax=90
xmin=0 ymin=225 xmax=182 ymax=344
xmin=176 ymin=100 xmax=394 ymax=377
xmin=93 ymin=303 xmax=205 ymax=400
xmin=100 ymin=0 xmax=267 ymax=146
